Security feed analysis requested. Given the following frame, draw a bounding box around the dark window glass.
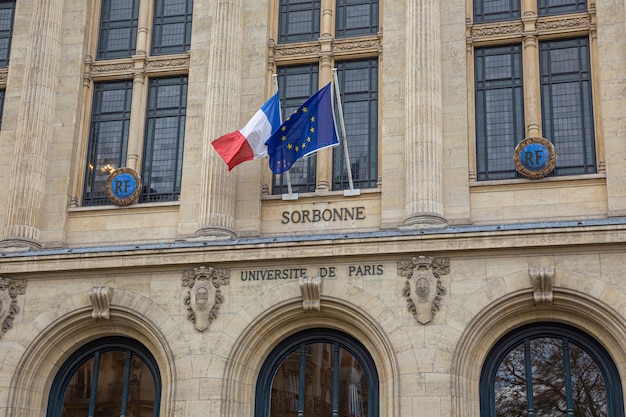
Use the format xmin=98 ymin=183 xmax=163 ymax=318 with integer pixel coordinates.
xmin=473 ymin=0 xmax=520 ymax=23
xmin=540 ymin=37 xmax=595 ymax=175
xmin=335 ymin=0 xmax=379 ymax=38
xmin=273 ymin=64 xmax=319 ymax=194
xmin=0 ymin=0 xmax=15 ymax=67
xmin=278 ymin=0 xmax=320 ymax=44
xmin=47 ymin=337 xmax=161 ymax=417
xmin=141 ymin=76 xmax=188 ymax=203
xmin=0 ymin=89 xmax=5 ymax=130
xmin=481 ymin=323 xmax=624 ymax=417
xmin=538 ymin=0 xmax=587 ymax=16
xmin=151 ymin=0 xmax=193 ymax=55
xmin=474 ymin=45 xmax=525 ymax=181
xmin=83 ymin=81 xmax=133 ymax=206
xmin=255 ymin=329 xmax=379 ymax=417
xmin=333 ymin=59 xmax=378 ymax=190
xmin=97 ymin=0 xmax=139 ymax=59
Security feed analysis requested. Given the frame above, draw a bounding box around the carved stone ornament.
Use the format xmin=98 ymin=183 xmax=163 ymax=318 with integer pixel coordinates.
xmin=89 ymin=286 xmax=113 ymax=321
xmin=530 ymin=267 xmax=554 ymax=305
xmin=300 ymin=276 xmax=323 ymax=312
xmin=0 ymin=277 xmax=27 ymax=337
xmin=399 ymin=257 xmax=448 ymax=324
xmin=182 ymin=266 xmax=229 ymax=332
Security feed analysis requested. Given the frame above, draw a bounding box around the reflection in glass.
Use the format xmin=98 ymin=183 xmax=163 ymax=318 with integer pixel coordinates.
xmin=270 ymin=342 xmax=368 ymax=417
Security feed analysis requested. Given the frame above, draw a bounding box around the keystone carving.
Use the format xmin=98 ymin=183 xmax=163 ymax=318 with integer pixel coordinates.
xmin=89 ymin=286 xmax=113 ymax=321
xmin=0 ymin=278 xmax=27 ymax=337
xmin=399 ymin=257 xmax=448 ymax=324
xmin=182 ymin=266 xmax=229 ymax=332
xmin=530 ymin=267 xmax=554 ymax=305
xmin=300 ymin=276 xmax=323 ymax=311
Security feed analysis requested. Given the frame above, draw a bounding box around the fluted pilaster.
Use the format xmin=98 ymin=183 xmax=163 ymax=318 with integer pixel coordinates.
xmin=194 ymin=0 xmax=243 ymax=239
xmin=1 ymin=0 xmax=65 ymax=250
xmin=403 ymin=0 xmax=446 ymax=228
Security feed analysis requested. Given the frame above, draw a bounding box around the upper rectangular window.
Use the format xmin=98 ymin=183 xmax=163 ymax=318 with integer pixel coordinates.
xmin=538 ymin=0 xmax=587 ymax=16
xmin=278 ymin=0 xmax=321 ymax=44
xmin=151 ymin=0 xmax=193 ymax=55
xmin=473 ymin=0 xmax=520 ymax=23
xmin=0 ymin=0 xmax=16 ymax=67
xmin=335 ymin=0 xmax=379 ymax=38
xmin=97 ymin=0 xmax=140 ymax=59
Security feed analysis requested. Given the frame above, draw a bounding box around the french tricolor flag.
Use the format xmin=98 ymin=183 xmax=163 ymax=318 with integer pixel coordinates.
xmin=212 ymin=93 xmax=281 ymax=171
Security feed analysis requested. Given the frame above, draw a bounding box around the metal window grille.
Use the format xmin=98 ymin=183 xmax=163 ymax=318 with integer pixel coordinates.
xmin=539 ymin=37 xmax=595 ymax=175
xmin=332 ymin=58 xmax=379 ymax=190
xmin=151 ymin=0 xmax=193 ymax=55
xmin=97 ymin=0 xmax=139 ymax=60
xmin=473 ymin=0 xmax=520 ymax=23
xmin=0 ymin=0 xmax=15 ymax=67
xmin=83 ymin=81 xmax=133 ymax=206
xmin=278 ymin=0 xmax=320 ymax=44
xmin=140 ymin=76 xmax=188 ymax=203
xmin=474 ymin=45 xmax=525 ymax=181
xmin=272 ymin=65 xmax=319 ymax=195
xmin=335 ymin=0 xmax=379 ymax=38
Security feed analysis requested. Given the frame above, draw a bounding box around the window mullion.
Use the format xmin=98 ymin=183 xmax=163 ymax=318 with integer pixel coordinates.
xmin=523 ymin=338 xmax=535 ymax=417
xmin=136 ymin=0 xmax=151 ymax=55
xmin=87 ymin=352 xmax=101 ymax=417
xmin=522 ymin=34 xmax=542 ymax=139
xmin=298 ymin=343 xmax=306 ymax=417
xmin=332 ymin=343 xmax=340 ymax=417
xmin=562 ymin=338 xmax=576 ymax=417
xmin=120 ymin=350 xmax=133 ymax=417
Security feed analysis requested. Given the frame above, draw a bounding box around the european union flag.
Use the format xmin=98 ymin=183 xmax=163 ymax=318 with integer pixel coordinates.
xmin=265 ymin=83 xmax=339 ymax=174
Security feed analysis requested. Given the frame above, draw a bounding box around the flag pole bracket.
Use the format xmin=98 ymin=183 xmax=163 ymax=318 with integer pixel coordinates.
xmin=282 ymin=193 xmax=299 ymax=200
xmin=343 ymin=189 xmax=361 ymax=197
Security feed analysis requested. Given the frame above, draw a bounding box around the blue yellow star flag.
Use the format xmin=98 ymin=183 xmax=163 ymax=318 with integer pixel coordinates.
xmin=265 ymin=83 xmax=339 ymax=174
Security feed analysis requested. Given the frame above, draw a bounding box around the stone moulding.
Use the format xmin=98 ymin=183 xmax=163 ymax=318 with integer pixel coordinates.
xmin=89 ymin=286 xmax=113 ymax=321
xmin=182 ymin=266 xmax=229 ymax=332
xmin=0 ymin=277 xmax=27 ymax=337
xmin=530 ymin=267 xmax=554 ymax=305
xmin=300 ymin=276 xmax=323 ymax=311
xmin=398 ymin=256 xmax=448 ymax=325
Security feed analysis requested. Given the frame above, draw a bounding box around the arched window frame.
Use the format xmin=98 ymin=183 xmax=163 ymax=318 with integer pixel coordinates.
xmin=480 ymin=322 xmax=625 ymax=417
xmin=46 ymin=336 xmax=162 ymax=417
xmin=255 ymin=328 xmax=380 ymax=417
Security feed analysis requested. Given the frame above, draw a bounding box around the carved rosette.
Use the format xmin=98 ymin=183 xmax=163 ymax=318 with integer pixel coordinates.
xmin=0 ymin=278 xmax=27 ymax=337
xmin=399 ymin=257 xmax=448 ymax=324
xmin=182 ymin=266 xmax=229 ymax=332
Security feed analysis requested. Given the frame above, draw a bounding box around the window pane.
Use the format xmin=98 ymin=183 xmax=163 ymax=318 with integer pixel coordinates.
xmin=278 ymin=0 xmax=320 ymax=43
xmin=62 ymin=357 xmax=95 ymax=417
xmin=0 ymin=0 xmax=15 ymax=66
xmin=338 ymin=347 xmax=368 ymax=417
xmin=273 ymin=65 xmax=319 ymax=194
xmin=128 ymin=355 xmax=157 ymax=417
xmin=333 ymin=59 xmax=378 ymax=190
xmin=93 ymin=351 xmax=126 ymax=416
xmin=270 ymin=349 xmax=301 ymax=416
xmin=83 ymin=81 xmax=133 ymax=206
xmin=336 ymin=0 xmax=378 ymax=38
xmin=474 ymin=45 xmax=525 ymax=180
xmin=0 ymin=89 xmax=5 ymax=130
xmin=141 ymin=76 xmax=188 ymax=203
xmin=97 ymin=0 xmax=139 ymax=59
xmin=538 ymin=0 xmax=587 ymax=16
xmin=151 ymin=0 xmax=193 ymax=55
xmin=530 ymin=338 xmax=567 ymax=416
xmin=473 ymin=0 xmax=520 ymax=23
xmin=304 ymin=343 xmax=334 ymax=416
xmin=494 ymin=344 xmax=527 ymax=417
xmin=540 ymin=38 xmax=595 ymax=175
xmin=570 ymin=343 xmax=608 ymax=417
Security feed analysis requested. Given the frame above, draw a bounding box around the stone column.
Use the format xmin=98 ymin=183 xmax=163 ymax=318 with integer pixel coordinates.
xmin=402 ymin=0 xmax=446 ymax=228
xmin=0 ymin=0 xmax=65 ymax=250
xmin=193 ymin=0 xmax=243 ymax=239
xmin=521 ymin=1 xmax=541 ymax=138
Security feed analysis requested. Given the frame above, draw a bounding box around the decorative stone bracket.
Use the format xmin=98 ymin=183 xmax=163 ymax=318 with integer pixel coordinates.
xmin=530 ymin=267 xmax=554 ymax=305
xmin=300 ymin=276 xmax=323 ymax=311
xmin=89 ymin=286 xmax=113 ymax=321
xmin=0 ymin=277 xmax=27 ymax=337
xmin=398 ymin=256 xmax=449 ymax=324
xmin=182 ymin=266 xmax=229 ymax=332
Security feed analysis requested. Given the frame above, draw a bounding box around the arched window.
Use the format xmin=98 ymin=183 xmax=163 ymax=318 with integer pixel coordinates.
xmin=46 ymin=336 xmax=161 ymax=417
xmin=480 ymin=323 xmax=624 ymax=417
xmin=255 ymin=329 xmax=379 ymax=417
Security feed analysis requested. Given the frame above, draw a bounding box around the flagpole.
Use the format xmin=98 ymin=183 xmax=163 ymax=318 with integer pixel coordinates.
xmin=332 ymin=69 xmax=359 ymax=196
xmin=273 ymin=74 xmax=297 ymax=200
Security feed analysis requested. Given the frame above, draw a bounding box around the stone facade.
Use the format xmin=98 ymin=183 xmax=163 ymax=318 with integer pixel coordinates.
xmin=0 ymin=0 xmax=625 ymax=416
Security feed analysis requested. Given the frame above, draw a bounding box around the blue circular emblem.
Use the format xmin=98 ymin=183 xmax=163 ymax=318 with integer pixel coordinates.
xmin=514 ymin=137 xmax=556 ymax=179
xmin=105 ymin=167 xmax=142 ymax=206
